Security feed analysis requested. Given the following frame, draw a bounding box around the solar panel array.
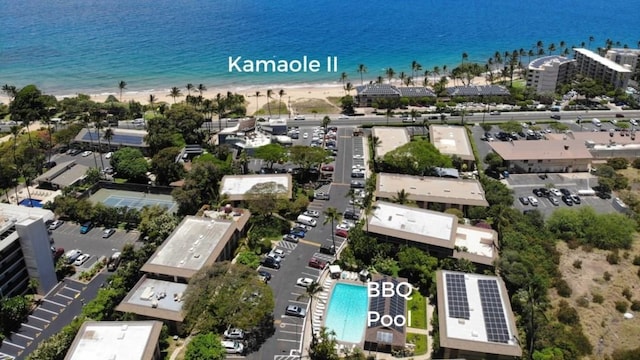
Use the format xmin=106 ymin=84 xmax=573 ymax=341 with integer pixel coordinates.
xmin=478 ymin=279 xmax=510 ymax=344
xmin=445 ymin=273 xmax=470 ymax=320
xmin=81 ymin=130 xmax=145 ymax=146
xmin=367 ymin=277 xmax=406 ymax=333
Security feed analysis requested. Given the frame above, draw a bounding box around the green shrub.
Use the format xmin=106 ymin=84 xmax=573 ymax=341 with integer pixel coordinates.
xmin=592 ymin=293 xmax=604 ymax=304
xmin=557 ymin=300 xmax=580 ymax=325
xmin=632 ymin=255 xmax=640 ymax=266
xmin=573 ymin=260 xmax=582 ymax=269
xmin=556 ymin=279 xmax=573 ymax=298
xmin=632 ymin=158 xmax=640 ymax=169
xmin=607 ymin=157 xmax=629 ymax=170
xmin=576 ymin=296 xmax=590 ymax=308
xmin=614 ymin=300 xmax=629 ymax=313
xmin=604 ymin=271 xmax=612 ymax=281
xmin=235 ymin=251 xmax=261 ymax=269
xmin=631 ymin=301 xmax=640 ymax=312
xmin=622 ymin=287 xmax=632 ymax=301
xmin=607 ymin=251 xmax=620 ymax=265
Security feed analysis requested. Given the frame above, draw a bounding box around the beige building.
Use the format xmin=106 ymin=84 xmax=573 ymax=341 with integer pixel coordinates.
xmin=366 ymin=202 xmax=498 ymax=266
xmin=488 ymin=139 xmax=592 ymax=173
xmin=605 ymin=48 xmax=640 ymax=73
xmin=220 ymin=174 xmax=293 ymax=201
xmin=436 ymin=270 xmax=522 ymax=359
xmin=546 ymin=130 xmax=640 ymax=160
xmin=376 ymin=173 xmax=488 ymax=210
xmin=573 ymin=48 xmax=632 ymax=89
xmin=429 ymin=125 xmax=475 ymax=167
xmin=371 ymin=127 xmax=410 ymax=157
xmin=65 ymin=321 xmax=163 ymax=360
xmin=526 ymin=55 xmax=576 ymax=93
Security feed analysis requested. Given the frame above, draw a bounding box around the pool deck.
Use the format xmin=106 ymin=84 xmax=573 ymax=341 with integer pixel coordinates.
xmin=5 ymin=186 xmax=62 ymax=206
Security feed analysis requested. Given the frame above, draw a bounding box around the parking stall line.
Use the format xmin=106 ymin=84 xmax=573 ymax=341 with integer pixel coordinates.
xmin=21 ymin=324 xmax=42 ymax=332
xmin=279 ymin=330 xmax=299 ymax=335
xmin=301 ymin=272 xmax=318 ymax=278
xmin=13 ymin=333 xmax=33 ymax=341
xmin=1 ymin=341 xmax=24 ymax=350
xmin=43 ymin=298 xmax=65 ymax=307
xmin=36 ymin=307 xmax=58 ymax=316
xmin=57 ymin=293 xmax=74 ymax=300
xmin=28 ymin=315 xmax=50 ymax=324
xmin=276 ymin=338 xmax=299 ymax=343
xmin=289 ymin=300 xmax=307 ymax=305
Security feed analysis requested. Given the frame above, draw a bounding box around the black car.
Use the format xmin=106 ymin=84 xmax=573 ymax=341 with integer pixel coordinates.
xmin=561 ymin=195 xmax=574 ymax=206
xmin=258 ymin=270 xmax=272 ymax=281
xmin=43 ymin=161 xmax=57 ymax=169
xmin=350 ymin=180 xmax=364 ymax=189
xmin=559 ymin=188 xmax=571 ymax=196
xmin=550 ymin=114 xmax=561 ymax=120
xmin=68 ymin=148 xmax=82 ymax=156
xmin=261 ymin=257 xmax=280 ymax=269
xmin=539 ymin=188 xmax=550 ymax=197
xmin=597 ymin=192 xmax=612 ymax=199
xmin=343 ymin=210 xmax=360 ymax=220
xmin=532 ymin=188 xmax=543 ymax=197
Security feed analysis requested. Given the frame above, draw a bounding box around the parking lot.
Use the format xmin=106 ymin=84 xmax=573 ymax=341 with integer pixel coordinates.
xmin=506 ymin=173 xmax=618 ymax=217
xmin=50 ymin=221 xmax=139 ymax=274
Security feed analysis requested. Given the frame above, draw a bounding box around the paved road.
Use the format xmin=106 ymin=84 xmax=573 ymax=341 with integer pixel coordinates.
xmin=0 ymin=272 xmax=111 ymax=360
xmin=246 ymin=127 xmax=358 ymax=359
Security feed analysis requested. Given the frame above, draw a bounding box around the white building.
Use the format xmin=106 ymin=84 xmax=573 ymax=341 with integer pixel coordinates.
xmin=526 ymin=55 xmax=576 ymax=93
xmin=0 ymin=203 xmax=57 ymax=297
xmin=220 ymin=174 xmax=293 ymax=201
xmin=605 ymin=48 xmax=640 ymax=73
xmin=573 ymin=48 xmax=632 ymax=89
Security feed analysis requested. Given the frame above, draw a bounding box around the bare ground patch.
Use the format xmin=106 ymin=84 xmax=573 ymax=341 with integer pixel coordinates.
xmin=552 ymin=240 xmax=640 ymax=358
xmin=291 ymin=98 xmax=341 ymax=114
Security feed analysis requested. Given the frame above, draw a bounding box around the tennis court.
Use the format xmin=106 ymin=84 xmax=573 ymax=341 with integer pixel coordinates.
xmin=90 ymin=188 xmax=177 ymax=213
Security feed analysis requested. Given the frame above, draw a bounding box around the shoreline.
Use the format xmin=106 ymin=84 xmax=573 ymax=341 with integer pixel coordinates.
xmin=0 ymin=75 xmax=495 ymax=115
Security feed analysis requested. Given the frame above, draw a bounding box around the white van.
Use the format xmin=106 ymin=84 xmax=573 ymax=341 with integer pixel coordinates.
xmin=296 ymin=214 xmax=317 ymax=227
xmin=592 ymin=118 xmax=601 ymax=127
xmin=221 ymin=340 xmax=244 ymax=354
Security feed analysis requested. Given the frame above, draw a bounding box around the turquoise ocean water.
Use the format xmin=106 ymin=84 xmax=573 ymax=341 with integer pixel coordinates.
xmin=1 ymin=0 xmax=639 ymax=96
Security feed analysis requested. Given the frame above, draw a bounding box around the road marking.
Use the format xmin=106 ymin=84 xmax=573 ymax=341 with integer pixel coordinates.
xmin=297 ymin=239 xmax=319 ymax=247
xmin=290 ymin=292 xmax=302 ymax=297
xmin=21 ymin=324 xmax=42 ymax=331
xmin=301 ymin=272 xmax=317 ymax=278
xmin=280 ymin=330 xmax=300 ymax=335
xmin=28 ymin=315 xmax=50 ymax=323
xmin=276 ymin=338 xmax=299 ymax=343
xmin=289 ymin=300 xmax=307 ymax=305
xmin=42 ymin=298 xmax=65 ymax=307
xmin=1 ymin=341 xmax=24 ymax=350
xmin=64 ymin=286 xmax=81 ymax=293
xmin=14 ymin=333 xmax=33 ymax=341
xmin=36 ymin=307 xmax=57 ymax=316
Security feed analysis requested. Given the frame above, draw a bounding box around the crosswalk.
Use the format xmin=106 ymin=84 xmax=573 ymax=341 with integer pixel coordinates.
xmin=0 ymin=353 xmax=16 ymax=360
xmin=276 ymin=240 xmax=299 ymax=251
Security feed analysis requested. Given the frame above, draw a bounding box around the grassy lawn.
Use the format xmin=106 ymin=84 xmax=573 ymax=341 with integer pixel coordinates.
xmin=406 ymin=333 xmax=428 ymax=355
xmin=407 ymin=290 xmax=427 ymax=329
xmin=165 ymin=336 xmax=186 ymax=360
xmin=114 ymin=177 xmax=127 ymax=184
xmin=291 ymin=98 xmax=340 ymax=114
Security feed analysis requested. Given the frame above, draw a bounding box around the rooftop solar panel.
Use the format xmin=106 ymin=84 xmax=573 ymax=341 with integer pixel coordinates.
xmin=367 ymin=277 xmax=406 ymax=333
xmin=445 ymin=273 xmax=470 ymax=320
xmin=478 ymin=279 xmax=510 ymax=344
xmin=81 ymin=130 xmax=145 ymax=146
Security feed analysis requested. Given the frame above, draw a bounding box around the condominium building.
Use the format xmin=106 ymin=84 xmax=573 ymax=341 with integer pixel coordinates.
xmin=0 ymin=203 xmax=56 ymax=297
xmin=526 ymin=55 xmax=576 ymax=93
xmin=573 ymin=48 xmax=632 ymax=89
xmin=605 ymin=48 xmax=640 ymax=74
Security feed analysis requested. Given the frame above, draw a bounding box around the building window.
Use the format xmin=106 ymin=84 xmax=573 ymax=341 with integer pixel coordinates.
xmin=538 ymin=160 xmax=543 ymax=163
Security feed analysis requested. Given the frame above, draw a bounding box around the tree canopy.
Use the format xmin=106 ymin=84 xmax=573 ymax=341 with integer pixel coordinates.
xmin=184 ymin=332 xmax=225 ymax=360
xmin=379 ymin=139 xmax=452 ymax=175
xmin=110 ymin=147 xmax=149 ymax=182
xmin=253 ymin=143 xmax=287 ymax=169
xmin=164 ymin=104 xmax=205 ymax=144
xmin=9 ymin=85 xmax=48 ymax=126
xmin=151 ymin=146 xmax=185 ymax=186
xmin=288 ymin=145 xmax=330 ymax=171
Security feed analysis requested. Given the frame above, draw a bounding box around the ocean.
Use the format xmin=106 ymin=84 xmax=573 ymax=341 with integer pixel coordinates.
xmin=1 ymin=0 xmax=639 ymax=96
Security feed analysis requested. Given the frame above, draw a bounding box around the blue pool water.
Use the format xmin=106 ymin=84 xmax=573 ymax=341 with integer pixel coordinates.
xmin=325 ymin=283 xmax=368 ymax=343
xmin=19 ymin=198 xmax=43 ymax=208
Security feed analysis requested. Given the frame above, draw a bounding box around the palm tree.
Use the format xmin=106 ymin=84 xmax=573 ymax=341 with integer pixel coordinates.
xmin=148 ymin=94 xmax=157 ymax=114
xmin=548 ymin=43 xmax=556 ymax=55
xmin=344 ymin=82 xmax=354 ymax=95
xmin=238 ymin=150 xmax=249 ymax=174
xmin=93 ymin=113 xmax=106 ymax=170
xmin=186 ymin=83 xmax=194 ymax=97
xmin=357 ymin=64 xmax=367 ymax=85
xmin=385 ymin=68 xmax=395 ymax=84
xmin=118 ymin=81 xmax=127 ymax=101
xmin=385 ymin=108 xmax=392 ymax=125
xmin=266 ymin=89 xmax=273 ymax=117
xmin=168 ymin=87 xmax=183 ymax=103
xmin=461 ymin=52 xmax=469 ymax=66
xmin=103 ymin=127 xmax=114 ymax=151
xmin=296 ymin=281 xmax=324 ymax=315
xmin=215 ymin=93 xmax=226 ymax=131
xmin=321 ymin=115 xmax=331 ymax=133
xmin=588 ymin=35 xmax=595 ymax=49
xmin=197 ymin=83 xmax=207 ymax=97
xmin=278 ymin=89 xmax=286 ymax=116
xmin=398 ymin=72 xmax=407 ymax=86
xmin=432 ymin=66 xmax=440 ymax=87
xmin=253 ymin=91 xmax=262 ymax=115
xmin=81 ymin=113 xmax=99 ymax=170
xmin=323 ymin=207 xmax=342 ymax=255
xmin=1 ymin=84 xmax=17 ymax=104
xmin=411 ymin=60 xmax=422 ymax=81
xmin=392 ymin=189 xmax=411 ymax=205
xmin=404 ymin=76 xmax=413 ymax=86
xmin=339 ymin=72 xmax=348 ymax=91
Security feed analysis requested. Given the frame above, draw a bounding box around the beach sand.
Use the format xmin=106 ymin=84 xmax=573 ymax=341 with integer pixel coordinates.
xmin=0 ymin=75 xmax=494 ymax=116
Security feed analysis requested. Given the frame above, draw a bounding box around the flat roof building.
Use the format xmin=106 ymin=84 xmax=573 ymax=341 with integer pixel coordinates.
xmin=436 ymin=270 xmax=522 ymax=359
xmin=526 ymin=55 xmax=576 ymax=93
xmin=116 ymin=276 xmax=189 ymax=324
xmin=65 ymin=321 xmax=163 ymax=360
xmin=605 ymin=48 xmax=640 ymax=73
xmin=366 ymin=202 xmax=497 ymax=266
xmin=220 ymin=174 xmax=293 ymax=201
xmin=376 ymin=173 xmax=488 ymax=210
xmin=429 ymin=125 xmax=474 ymax=162
xmin=573 ymin=48 xmax=632 ymax=89
xmin=142 ymin=208 xmax=250 ymax=281
xmin=371 ymin=127 xmax=410 ymax=157
xmin=0 ymin=203 xmax=56 ymax=296
xmin=446 ymin=85 xmax=510 ymax=97
xmin=488 ymin=139 xmax=592 ymax=173
xmin=355 ymin=84 xmax=435 ymax=107
xmin=75 ymin=128 xmax=149 ymax=149
xmin=33 ymin=160 xmax=89 ymax=190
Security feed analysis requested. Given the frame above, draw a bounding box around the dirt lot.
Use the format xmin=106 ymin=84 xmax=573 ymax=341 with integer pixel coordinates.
xmin=552 ymin=240 xmax=640 ymax=358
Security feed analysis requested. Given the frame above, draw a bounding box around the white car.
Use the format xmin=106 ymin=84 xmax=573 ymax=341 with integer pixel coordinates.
xmin=270 ymin=248 xmax=286 ymax=258
xmin=105 ymin=152 xmax=113 ymax=159
xmin=73 ymin=254 xmax=90 ymax=266
xmin=338 ymin=115 xmax=349 ymax=120
xmin=223 ymin=328 xmax=245 ymax=340
xmin=81 ymin=150 xmax=93 ymax=157
xmin=549 ymin=188 xmax=562 ymax=197
xmin=296 ymin=277 xmax=315 ymax=287
xmin=631 ymin=118 xmax=638 ymax=126
xmin=303 ymin=210 xmax=320 ymax=218
xmin=353 ymin=154 xmax=364 ymax=159
xmin=303 ymin=133 xmax=308 ymax=139
xmin=336 ymin=223 xmax=351 ymax=231
xmin=48 ymin=220 xmax=64 ymax=231
xmin=528 ymin=196 xmax=539 ymax=206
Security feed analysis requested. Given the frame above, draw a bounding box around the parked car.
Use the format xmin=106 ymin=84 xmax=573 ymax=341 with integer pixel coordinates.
xmin=107 ymin=252 xmax=121 ymax=272
xmin=519 ymin=197 xmax=530 ymax=205
xmin=283 ymin=234 xmax=300 ymax=243
xmin=528 ymin=196 xmax=539 ymax=206
xmin=532 ymin=189 xmax=543 ymax=197
xmin=80 ymin=221 xmax=93 ymax=234
xmin=314 ymin=191 xmax=330 ymax=200
xmin=350 ymin=180 xmax=365 ymax=189
xmin=43 ymin=161 xmax=57 ymax=169
xmin=570 ymin=194 xmax=581 ymax=204
xmin=303 ymin=210 xmax=320 ymax=218
xmin=539 ymin=188 xmax=550 ymax=197
xmin=561 ymin=195 xmax=574 ymax=206
xmin=285 ymin=305 xmax=306 ymax=318
xmin=308 ymin=257 xmax=327 ymax=269
xmin=258 ymin=270 xmax=272 ymax=282
xmin=335 ymin=229 xmax=349 ymax=238
xmin=105 ymin=152 xmax=113 ymax=159
xmin=289 ymin=229 xmax=306 ymax=238
xmin=548 ymin=197 xmax=559 ymax=206
xmin=320 ymin=244 xmax=336 ymax=255
xmin=296 ymin=277 xmax=315 ymax=287
xmin=270 ymin=248 xmax=286 ymax=258
xmin=261 ymin=257 xmax=280 ymax=269
xmin=81 ymin=150 xmax=93 ymax=157
xmin=631 ymin=118 xmax=638 ymax=126
xmin=65 ymin=249 xmax=82 ymax=264
xmin=267 ymin=252 xmax=283 ymax=263
xmin=49 ymin=220 xmax=64 ymax=231
xmin=221 ymin=340 xmax=244 ymax=354
xmin=321 ymin=165 xmax=334 ymax=172
xmin=73 ymin=254 xmax=91 ymax=266
xmin=52 ymin=247 xmax=65 ymax=260
xmin=549 ymin=188 xmax=562 ymax=197
xmin=559 ymin=188 xmax=571 ymax=196
xmin=68 ymin=148 xmax=82 ymax=156
xmin=343 ymin=210 xmax=360 ymax=220
xmin=616 ymin=113 xmax=625 ymax=118
xmin=102 ymin=228 xmax=116 ymax=238
xmin=223 ymin=328 xmax=245 ymax=340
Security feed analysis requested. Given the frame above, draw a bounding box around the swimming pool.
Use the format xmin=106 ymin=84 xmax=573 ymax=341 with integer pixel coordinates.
xmin=19 ymin=198 xmax=43 ymax=208
xmin=325 ymin=283 xmax=368 ymax=343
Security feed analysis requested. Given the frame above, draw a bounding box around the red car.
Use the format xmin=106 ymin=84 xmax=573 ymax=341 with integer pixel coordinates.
xmin=308 ymin=257 xmax=328 ymax=270
xmin=321 ymin=165 xmax=334 ymax=172
xmin=335 ymin=229 xmax=349 ymax=238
